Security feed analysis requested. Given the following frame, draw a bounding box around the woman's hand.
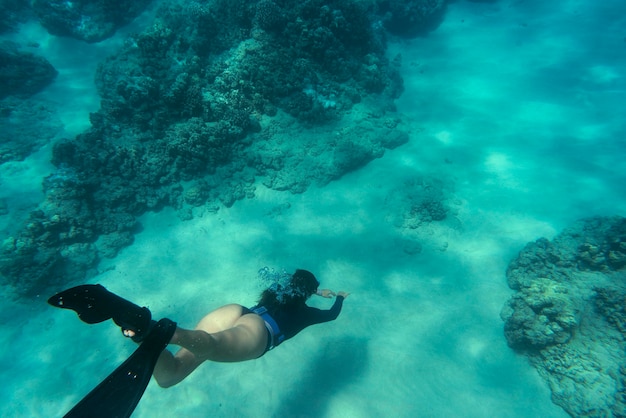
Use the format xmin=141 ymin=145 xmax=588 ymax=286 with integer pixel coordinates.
xmin=317 ymin=289 xmax=336 ymax=298
xmin=337 ymin=291 xmax=350 ymax=299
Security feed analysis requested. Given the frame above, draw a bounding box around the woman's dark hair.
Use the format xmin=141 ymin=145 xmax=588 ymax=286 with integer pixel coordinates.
xmin=256 ymin=269 xmax=320 ymax=314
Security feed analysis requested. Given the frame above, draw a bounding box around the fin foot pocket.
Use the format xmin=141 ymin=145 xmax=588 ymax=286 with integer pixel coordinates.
xmin=48 ymin=284 xmax=153 ymax=337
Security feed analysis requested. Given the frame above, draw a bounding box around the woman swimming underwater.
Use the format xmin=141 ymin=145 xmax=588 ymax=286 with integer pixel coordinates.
xmin=49 ymin=268 xmax=349 ymax=415
xmin=134 ymin=269 xmax=349 ymax=387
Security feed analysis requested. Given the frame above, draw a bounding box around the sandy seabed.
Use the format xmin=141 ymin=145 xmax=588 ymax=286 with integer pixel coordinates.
xmin=1 ymin=0 xmax=625 ymax=417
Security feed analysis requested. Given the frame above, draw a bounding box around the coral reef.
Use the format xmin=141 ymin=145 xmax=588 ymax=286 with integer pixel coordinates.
xmin=384 ymin=175 xmax=459 ymax=254
xmin=0 ymin=0 xmax=31 ymax=33
xmin=501 ymin=216 xmax=626 ymax=417
xmin=32 ymin=0 xmax=153 ymax=43
xmin=0 ymin=97 xmax=63 ymax=163
xmin=0 ymin=0 xmax=410 ymax=295
xmin=252 ymin=102 xmax=408 ymax=193
xmin=386 ymin=176 xmax=452 ymax=229
xmin=254 ymin=0 xmax=287 ymax=33
xmin=0 ymin=43 xmax=60 ymax=163
xmin=0 ymin=42 xmax=57 ymax=99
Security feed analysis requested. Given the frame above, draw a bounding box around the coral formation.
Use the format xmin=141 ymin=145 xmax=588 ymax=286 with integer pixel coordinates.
xmin=0 ymin=43 xmax=57 ymax=99
xmin=502 ymin=216 xmax=626 ymax=417
xmin=0 ymin=43 xmax=60 ymax=163
xmin=0 ymin=0 xmax=31 ymax=33
xmin=0 ymin=0 xmax=410 ymax=295
xmin=254 ymin=0 xmax=286 ymax=33
xmin=384 ymin=175 xmax=459 ymax=254
xmin=0 ymin=97 xmax=62 ymax=163
xmin=386 ymin=176 xmax=452 ymax=229
xmin=31 ymin=0 xmax=153 ymax=43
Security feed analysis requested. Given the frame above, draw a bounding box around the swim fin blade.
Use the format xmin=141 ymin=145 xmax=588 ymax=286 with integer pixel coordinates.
xmin=48 ymin=284 xmax=153 ymax=337
xmin=48 ymin=284 xmax=115 ymax=324
xmin=63 ymin=318 xmax=176 ymax=418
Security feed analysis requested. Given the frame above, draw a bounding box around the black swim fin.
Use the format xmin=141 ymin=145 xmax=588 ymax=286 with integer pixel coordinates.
xmin=48 ymin=284 xmax=153 ymax=338
xmin=63 ymin=318 xmax=177 ymax=418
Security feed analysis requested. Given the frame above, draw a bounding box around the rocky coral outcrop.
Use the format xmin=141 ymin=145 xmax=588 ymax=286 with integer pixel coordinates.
xmin=501 ymin=216 xmax=626 ymax=417
xmin=0 ymin=0 xmax=31 ymax=33
xmin=254 ymin=0 xmax=287 ymax=32
xmin=0 ymin=0 xmax=410 ymax=296
xmin=0 ymin=42 xmax=57 ymax=99
xmin=0 ymin=43 xmax=60 ymax=163
xmin=0 ymin=97 xmax=63 ymax=163
xmin=252 ymin=103 xmax=408 ymax=193
xmin=32 ymin=0 xmax=153 ymax=43
xmin=384 ymin=175 xmax=459 ymax=254
xmin=386 ymin=176 xmax=452 ymax=229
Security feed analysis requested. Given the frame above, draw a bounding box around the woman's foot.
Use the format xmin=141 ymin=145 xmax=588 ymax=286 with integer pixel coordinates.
xmin=123 ymin=329 xmax=136 ymax=338
xmin=122 ymin=319 xmax=157 ymax=342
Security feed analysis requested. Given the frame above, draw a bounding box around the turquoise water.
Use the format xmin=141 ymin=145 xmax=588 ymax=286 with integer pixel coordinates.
xmin=1 ymin=1 xmax=625 ymax=417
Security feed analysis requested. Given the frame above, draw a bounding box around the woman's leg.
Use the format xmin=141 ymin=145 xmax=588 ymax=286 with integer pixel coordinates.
xmin=153 ymin=304 xmax=268 ymax=388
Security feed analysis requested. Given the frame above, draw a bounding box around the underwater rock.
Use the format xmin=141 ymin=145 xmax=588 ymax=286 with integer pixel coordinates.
xmin=254 ymin=0 xmax=286 ymax=32
xmin=501 ymin=216 xmax=626 ymax=417
xmin=384 ymin=175 xmax=459 ymax=255
xmin=265 ymin=202 xmax=291 ymax=218
xmin=594 ymin=286 xmax=626 ymax=335
xmin=252 ymin=103 xmax=409 ymax=194
xmin=0 ymin=97 xmax=62 ymax=163
xmin=0 ymin=0 xmax=32 ymax=33
xmin=0 ymin=43 xmax=57 ymax=99
xmin=184 ymin=181 xmax=210 ymax=207
xmin=96 ymin=231 xmax=134 ymax=259
xmin=501 ymin=277 xmax=579 ymax=350
xmin=32 ymin=0 xmax=153 ymax=43
xmin=386 ymin=176 xmax=451 ymax=229
xmin=60 ymin=242 xmax=98 ymax=278
xmin=1 ymin=0 xmax=410 ymax=296
xmin=95 ymin=0 xmax=400 ymax=131
xmin=0 ymin=216 xmax=100 ymax=295
xmin=332 ymin=139 xmax=382 ymax=173
xmin=0 ymin=162 xmax=141 ymax=294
